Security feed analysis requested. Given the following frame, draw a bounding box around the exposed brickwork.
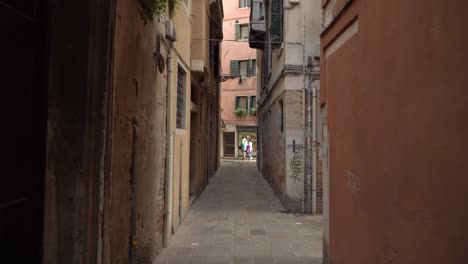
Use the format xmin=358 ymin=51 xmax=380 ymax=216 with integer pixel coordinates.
xmin=284 ymin=91 xmax=304 ymax=130
xmin=316 ymin=158 xmax=324 ymax=214
xmin=258 ymin=90 xmax=311 ymax=212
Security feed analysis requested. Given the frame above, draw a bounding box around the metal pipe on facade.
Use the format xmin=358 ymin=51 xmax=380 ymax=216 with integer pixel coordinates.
xmin=306 ymin=66 xmax=312 ymax=214
xmin=311 ymin=66 xmax=318 ymax=215
xmin=163 ymin=47 xmax=174 ymax=248
xmin=301 ymin=15 xmax=306 ymax=216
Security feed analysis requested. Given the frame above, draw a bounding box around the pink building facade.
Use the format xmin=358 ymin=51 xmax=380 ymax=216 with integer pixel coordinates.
xmin=220 ymin=0 xmax=258 ymax=158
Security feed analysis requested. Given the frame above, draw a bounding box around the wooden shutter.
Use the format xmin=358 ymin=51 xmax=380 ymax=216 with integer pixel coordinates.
xmin=271 ymin=0 xmax=283 ymax=46
xmin=235 ymin=97 xmax=240 ymax=109
xmin=230 ymin=60 xmax=239 ymax=77
xmin=247 ymin=59 xmax=253 ymax=77
xmin=235 ymin=23 xmax=240 ymax=40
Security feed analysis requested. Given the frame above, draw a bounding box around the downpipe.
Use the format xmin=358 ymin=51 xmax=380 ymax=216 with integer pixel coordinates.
xmin=306 ymin=76 xmax=312 ymax=214
xmin=312 ymin=70 xmax=318 ymax=215
xmin=163 ymin=48 xmax=174 ymax=247
xmin=306 ymin=56 xmax=318 ymax=214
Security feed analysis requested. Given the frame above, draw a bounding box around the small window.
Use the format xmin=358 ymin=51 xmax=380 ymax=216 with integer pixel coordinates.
xmin=239 ymin=0 xmax=250 ymax=8
xmin=176 ymin=66 xmax=187 ymax=129
xmin=235 ymin=23 xmax=250 ymax=40
xmin=240 ymin=24 xmax=249 ymax=39
xmin=235 ymin=96 xmax=248 ymax=110
xmin=231 ymin=59 xmax=256 ymax=77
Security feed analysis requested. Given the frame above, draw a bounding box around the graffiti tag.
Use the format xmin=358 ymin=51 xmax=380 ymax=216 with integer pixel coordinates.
xmin=346 ymin=170 xmax=360 ymax=195
xmin=289 ymin=151 xmax=303 ymax=182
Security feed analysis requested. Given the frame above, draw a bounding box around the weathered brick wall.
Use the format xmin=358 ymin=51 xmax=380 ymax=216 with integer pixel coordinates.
xmin=259 ymin=90 xmax=309 ymax=212
xmin=258 ymin=97 xmax=286 ymax=201
xmin=316 ymin=156 xmax=323 ymax=214
xmin=284 ymin=91 xmax=304 ymax=131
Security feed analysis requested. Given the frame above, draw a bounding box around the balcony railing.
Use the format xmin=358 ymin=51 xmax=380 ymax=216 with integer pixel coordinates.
xmin=249 ymin=0 xmax=266 ymax=49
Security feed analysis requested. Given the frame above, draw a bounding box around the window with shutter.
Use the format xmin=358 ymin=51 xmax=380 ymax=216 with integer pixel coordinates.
xmin=239 ymin=0 xmax=250 ymax=8
xmin=250 ymin=96 xmax=256 ymax=110
xmin=176 ymin=66 xmax=187 ymax=129
xmin=252 ymin=59 xmax=257 ymax=76
xmin=270 ymin=0 xmax=283 ymax=48
xmin=247 ymin=59 xmax=253 ymax=77
xmin=235 ymin=96 xmax=248 ymax=109
xmin=240 ymin=24 xmax=249 ymax=39
xmin=239 ymin=60 xmax=248 ymax=77
xmin=230 ymin=60 xmax=239 ymax=77
xmin=235 ymin=23 xmax=241 ymax=40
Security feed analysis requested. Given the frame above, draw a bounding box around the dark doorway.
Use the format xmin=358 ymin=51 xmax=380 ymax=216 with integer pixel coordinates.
xmin=0 ymin=0 xmax=48 ymax=262
xmin=224 ymin=132 xmax=236 ymax=157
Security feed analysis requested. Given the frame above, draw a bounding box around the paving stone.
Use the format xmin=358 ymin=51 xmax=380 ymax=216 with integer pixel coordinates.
xmin=250 ymin=228 xmax=267 ymax=235
xmin=154 ymin=162 xmax=322 ymax=264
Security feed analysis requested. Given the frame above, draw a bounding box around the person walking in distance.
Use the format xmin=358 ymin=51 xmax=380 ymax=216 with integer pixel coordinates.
xmin=241 ymin=136 xmax=248 ymax=160
xmin=246 ymin=138 xmax=253 ymax=160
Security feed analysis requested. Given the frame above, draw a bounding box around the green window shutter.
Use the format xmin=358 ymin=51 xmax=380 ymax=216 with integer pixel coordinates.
xmin=230 ymin=60 xmax=239 ymax=77
xmin=247 ymin=59 xmax=253 ymax=77
xmin=235 ymin=23 xmax=240 ymax=40
xmin=235 ymin=97 xmax=240 ymax=109
xmin=252 ymin=59 xmax=256 ymax=76
xmin=271 ymin=0 xmax=283 ymax=45
xmin=250 ymin=96 xmax=256 ymax=109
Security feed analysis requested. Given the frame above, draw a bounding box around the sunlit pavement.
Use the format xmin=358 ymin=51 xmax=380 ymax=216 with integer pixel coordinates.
xmin=154 ymin=161 xmax=322 ymax=264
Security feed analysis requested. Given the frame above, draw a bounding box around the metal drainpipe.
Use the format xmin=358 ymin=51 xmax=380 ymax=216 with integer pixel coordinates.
xmin=312 ymin=64 xmax=318 ymax=215
xmin=130 ymin=121 xmax=139 ymax=264
xmin=301 ymin=15 xmax=306 ymax=216
xmin=304 ymin=18 xmax=312 ymax=214
xmin=307 ymin=56 xmax=318 ymax=215
xmin=306 ymin=69 xmax=312 ymax=214
xmin=163 ymin=47 xmax=174 ymax=247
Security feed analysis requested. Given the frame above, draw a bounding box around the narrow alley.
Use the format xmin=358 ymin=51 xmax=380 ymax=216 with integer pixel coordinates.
xmin=3 ymin=0 xmax=468 ymax=263
xmin=154 ymin=161 xmax=322 ymax=264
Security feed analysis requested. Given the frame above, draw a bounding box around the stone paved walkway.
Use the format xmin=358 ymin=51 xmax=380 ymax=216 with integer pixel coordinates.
xmin=154 ymin=160 xmax=323 ymax=264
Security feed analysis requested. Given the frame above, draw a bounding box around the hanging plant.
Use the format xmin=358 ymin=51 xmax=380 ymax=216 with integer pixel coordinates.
xmin=249 ymin=107 xmax=257 ymax=116
xmin=168 ymin=0 xmax=183 ymax=17
xmin=139 ymin=0 xmax=167 ymax=20
xmin=234 ymin=108 xmax=248 ymax=118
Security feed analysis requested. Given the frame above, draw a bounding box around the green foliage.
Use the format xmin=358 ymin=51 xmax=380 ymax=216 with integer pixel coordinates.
xmin=139 ymin=0 xmax=167 ymax=20
xmin=234 ymin=108 xmax=248 ymax=118
xmin=249 ymin=107 xmax=257 ymax=116
xmin=168 ymin=0 xmax=184 ymax=17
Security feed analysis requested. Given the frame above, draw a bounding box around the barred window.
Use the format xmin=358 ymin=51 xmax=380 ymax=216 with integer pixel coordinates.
xmin=176 ymin=66 xmax=187 ymax=129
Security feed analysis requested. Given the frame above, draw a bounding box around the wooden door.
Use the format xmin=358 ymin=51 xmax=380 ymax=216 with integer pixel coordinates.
xmin=223 ymin=132 xmax=235 ymax=157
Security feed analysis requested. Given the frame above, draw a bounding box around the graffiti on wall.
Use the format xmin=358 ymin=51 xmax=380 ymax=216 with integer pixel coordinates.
xmin=289 ymin=151 xmax=303 ymax=182
xmin=346 ymin=170 xmax=360 ymax=195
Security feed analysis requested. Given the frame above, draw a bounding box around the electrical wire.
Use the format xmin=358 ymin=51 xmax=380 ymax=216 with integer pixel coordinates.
xmin=191 ymin=38 xmax=284 ymax=44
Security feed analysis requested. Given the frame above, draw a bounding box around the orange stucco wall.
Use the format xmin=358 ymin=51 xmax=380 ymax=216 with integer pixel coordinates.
xmin=321 ymin=0 xmax=468 ymax=263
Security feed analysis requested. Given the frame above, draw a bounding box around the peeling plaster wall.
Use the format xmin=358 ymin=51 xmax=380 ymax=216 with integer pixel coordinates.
xmin=103 ymin=1 xmax=167 ymax=263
